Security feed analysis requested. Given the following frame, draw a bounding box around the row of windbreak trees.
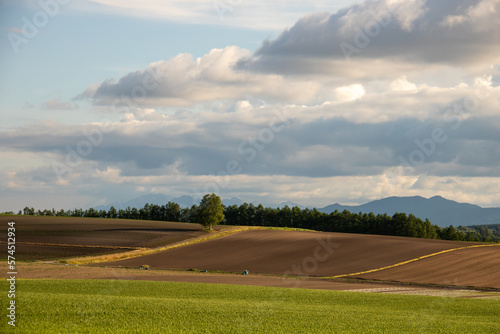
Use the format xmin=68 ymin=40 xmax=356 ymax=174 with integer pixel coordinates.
xmin=21 ymin=203 xmax=191 ymax=222
xmin=223 ymin=204 xmax=482 ymax=241
xmin=21 ymin=202 xmax=484 ymax=242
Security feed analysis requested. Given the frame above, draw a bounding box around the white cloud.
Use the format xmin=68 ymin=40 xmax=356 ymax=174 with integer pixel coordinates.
xmin=389 ymin=76 xmax=418 ymax=91
xmin=83 ymin=46 xmax=327 ymax=107
xmin=243 ymin=0 xmax=500 ymax=76
xmin=3 ymin=0 xmax=500 ymax=211
xmin=335 ymin=84 xmax=366 ymax=102
xmin=77 ymin=1 xmax=500 ymax=111
xmin=442 ymin=0 xmax=500 ymax=31
xmin=3 ymin=153 xmax=500 ymax=209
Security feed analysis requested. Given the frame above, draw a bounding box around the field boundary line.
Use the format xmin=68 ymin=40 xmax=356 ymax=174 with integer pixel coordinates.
xmin=328 ymin=243 xmax=500 ymax=279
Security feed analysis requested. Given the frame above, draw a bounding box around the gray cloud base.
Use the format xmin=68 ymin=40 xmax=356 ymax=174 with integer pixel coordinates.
xmin=2 ymin=115 xmax=499 ymax=179
xmin=239 ymin=0 xmax=500 ymax=74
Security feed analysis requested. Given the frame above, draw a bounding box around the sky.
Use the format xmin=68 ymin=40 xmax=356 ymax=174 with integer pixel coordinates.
xmin=1 ymin=0 xmax=500 ymax=211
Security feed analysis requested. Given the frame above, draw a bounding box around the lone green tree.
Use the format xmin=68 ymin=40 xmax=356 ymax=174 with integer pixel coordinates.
xmin=197 ymin=193 xmax=225 ymax=230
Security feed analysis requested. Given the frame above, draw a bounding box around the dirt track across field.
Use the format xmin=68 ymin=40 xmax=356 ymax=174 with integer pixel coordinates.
xmin=102 ymin=230 xmax=476 ymax=277
xmin=356 ymin=245 xmax=500 ymax=289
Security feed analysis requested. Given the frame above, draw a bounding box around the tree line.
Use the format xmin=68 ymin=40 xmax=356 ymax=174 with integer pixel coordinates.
xmin=15 ymin=199 xmax=491 ymax=242
xmin=458 ymin=224 xmax=500 ymax=242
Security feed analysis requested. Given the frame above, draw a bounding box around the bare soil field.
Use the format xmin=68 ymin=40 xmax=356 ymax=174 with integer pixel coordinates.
xmin=0 ymin=216 xmax=214 ymax=260
xmin=102 ymin=230 xmax=476 ymax=277
xmin=355 ymin=245 xmax=500 ymax=289
xmin=15 ymin=263 xmax=499 ymax=298
xmin=4 ymin=216 xmax=496 ymax=291
xmin=9 ymin=244 xmax=137 ymax=261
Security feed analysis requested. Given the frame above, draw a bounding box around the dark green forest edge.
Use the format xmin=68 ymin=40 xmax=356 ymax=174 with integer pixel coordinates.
xmin=6 ymin=201 xmax=500 ymax=242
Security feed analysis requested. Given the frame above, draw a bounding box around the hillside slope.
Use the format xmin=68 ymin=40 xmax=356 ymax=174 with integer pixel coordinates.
xmin=103 ymin=230 xmax=474 ymax=277
xmin=355 ymin=245 xmax=500 ymax=289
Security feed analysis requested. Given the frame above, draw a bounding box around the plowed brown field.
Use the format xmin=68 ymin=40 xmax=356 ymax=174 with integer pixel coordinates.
xmin=103 ymin=230 xmax=476 ymax=277
xmin=0 ymin=216 xmax=211 ymax=260
xmin=355 ymin=245 xmax=500 ymax=289
xmin=5 ymin=216 xmax=497 ymax=290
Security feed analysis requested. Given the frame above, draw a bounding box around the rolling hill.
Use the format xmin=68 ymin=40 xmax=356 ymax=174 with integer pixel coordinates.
xmin=102 ymin=230 xmax=478 ymax=278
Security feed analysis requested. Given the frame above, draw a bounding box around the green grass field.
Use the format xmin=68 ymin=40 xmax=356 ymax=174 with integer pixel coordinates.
xmin=2 ymin=279 xmax=499 ymax=333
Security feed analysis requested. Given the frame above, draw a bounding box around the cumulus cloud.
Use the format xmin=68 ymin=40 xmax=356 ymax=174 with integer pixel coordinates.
xmin=80 ymin=46 xmax=330 ymax=107
xmin=78 ymin=0 xmax=500 ymax=111
xmin=389 ymin=76 xmax=417 ymax=91
xmin=2 ymin=87 xmax=500 ymax=209
xmin=239 ymin=0 xmax=500 ymax=75
xmin=442 ymin=0 xmax=500 ymax=31
xmin=3 ymin=88 xmax=500 ymax=180
xmin=335 ymin=84 xmax=366 ymax=102
xmin=3 ymin=0 xmax=500 ymax=210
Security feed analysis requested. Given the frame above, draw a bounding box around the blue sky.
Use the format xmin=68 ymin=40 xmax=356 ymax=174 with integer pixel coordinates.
xmin=1 ymin=0 xmax=500 ymax=211
xmin=0 ymin=0 xmax=276 ymax=126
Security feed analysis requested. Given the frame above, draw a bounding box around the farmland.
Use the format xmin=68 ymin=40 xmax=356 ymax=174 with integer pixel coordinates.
xmin=101 ymin=229 xmax=482 ymax=277
xmin=2 ymin=279 xmax=499 ymax=334
xmin=356 ymin=245 xmax=500 ymax=289
xmin=0 ymin=216 xmax=212 ymax=260
xmin=2 ymin=215 xmax=499 ymax=333
xmin=2 ymin=216 xmax=499 ymax=289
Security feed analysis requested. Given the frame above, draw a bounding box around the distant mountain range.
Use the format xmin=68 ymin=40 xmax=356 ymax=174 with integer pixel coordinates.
xmin=93 ymin=194 xmax=307 ymax=212
xmin=93 ymin=194 xmax=500 ymax=228
xmin=318 ymin=196 xmax=500 ymax=227
xmin=94 ymin=194 xmax=209 ymax=211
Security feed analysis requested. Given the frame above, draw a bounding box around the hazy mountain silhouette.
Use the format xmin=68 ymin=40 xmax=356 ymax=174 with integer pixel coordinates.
xmin=94 ymin=194 xmax=240 ymax=211
xmin=318 ymin=196 xmax=500 ymax=227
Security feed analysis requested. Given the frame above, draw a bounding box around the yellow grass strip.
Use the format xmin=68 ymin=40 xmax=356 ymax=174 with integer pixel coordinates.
xmin=328 ymin=243 xmax=500 ymax=279
xmin=0 ymin=241 xmax=146 ymax=250
xmin=65 ymin=226 xmax=269 ymax=265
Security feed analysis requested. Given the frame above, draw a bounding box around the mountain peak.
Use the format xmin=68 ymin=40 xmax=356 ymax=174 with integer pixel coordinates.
xmin=319 ymin=195 xmax=494 ymax=227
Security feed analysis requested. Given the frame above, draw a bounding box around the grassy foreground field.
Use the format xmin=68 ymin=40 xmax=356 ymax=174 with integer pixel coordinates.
xmin=2 ymin=279 xmax=499 ymax=333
